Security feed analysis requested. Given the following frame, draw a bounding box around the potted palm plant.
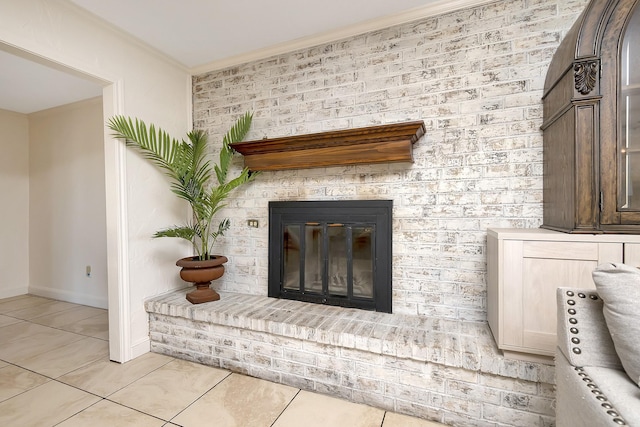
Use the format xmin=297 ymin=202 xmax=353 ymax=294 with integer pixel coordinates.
xmin=108 ymin=112 xmax=256 ymax=304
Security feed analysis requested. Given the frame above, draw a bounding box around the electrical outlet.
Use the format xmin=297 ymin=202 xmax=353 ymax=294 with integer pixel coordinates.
xmin=86 ymin=265 xmax=92 ymax=278
xmin=247 ymin=219 xmax=259 ymax=228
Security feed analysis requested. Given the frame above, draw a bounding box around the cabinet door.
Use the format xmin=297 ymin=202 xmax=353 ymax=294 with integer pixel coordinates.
xmin=624 ymin=243 xmax=640 ymax=267
xmin=599 ymin=0 xmax=640 ymax=230
xmin=501 ymin=240 xmax=622 ymax=356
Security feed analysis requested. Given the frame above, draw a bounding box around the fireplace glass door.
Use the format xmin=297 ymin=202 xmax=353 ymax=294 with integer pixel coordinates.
xmin=269 ymin=200 xmax=392 ymax=312
xmin=282 ymin=222 xmax=374 ymax=299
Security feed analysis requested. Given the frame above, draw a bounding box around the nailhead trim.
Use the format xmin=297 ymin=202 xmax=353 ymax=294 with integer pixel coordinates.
xmin=572 ymin=350 xmax=627 ymax=426
xmin=566 ymin=295 xmax=582 ymax=354
xmin=565 ymin=291 xmax=602 ymax=362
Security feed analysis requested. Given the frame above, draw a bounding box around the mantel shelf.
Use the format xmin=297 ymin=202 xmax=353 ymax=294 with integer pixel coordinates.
xmin=229 ymin=121 xmax=425 ymax=171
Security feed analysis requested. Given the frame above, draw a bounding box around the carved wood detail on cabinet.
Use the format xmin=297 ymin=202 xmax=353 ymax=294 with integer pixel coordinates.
xmin=230 ymin=121 xmax=425 ymax=171
xmin=574 ymin=60 xmax=599 ymax=95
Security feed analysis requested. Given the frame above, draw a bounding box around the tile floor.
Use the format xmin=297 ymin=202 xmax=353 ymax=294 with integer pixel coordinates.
xmin=0 ymin=294 xmax=445 ymax=427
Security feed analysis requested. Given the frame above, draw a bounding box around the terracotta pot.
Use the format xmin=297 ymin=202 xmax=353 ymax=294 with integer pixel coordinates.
xmin=176 ymin=255 xmax=228 ymax=304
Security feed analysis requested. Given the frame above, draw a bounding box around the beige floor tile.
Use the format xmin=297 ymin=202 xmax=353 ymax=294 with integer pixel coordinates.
xmin=19 ymin=336 xmax=109 ymax=378
xmin=0 ymin=320 xmax=47 ymax=343
xmin=59 ymin=352 xmax=174 ymax=397
xmin=0 ymin=380 xmax=100 ymax=427
xmin=273 ymin=390 xmax=385 ymax=427
xmin=30 ymin=305 xmax=106 ymax=328
xmin=57 ymin=399 xmax=165 ymax=427
xmin=173 ymin=373 xmax=299 ymax=427
xmin=0 ymin=326 xmax=84 ymax=363
xmin=383 ymin=412 xmax=446 ymax=427
xmin=109 ymin=359 xmax=230 ymax=421
xmin=0 ymin=295 xmax=51 ymax=314
xmin=0 ymin=295 xmax=30 ymax=303
xmin=0 ymin=365 xmax=50 ymax=402
xmin=0 ymin=314 xmax=21 ymax=328
xmin=8 ymin=300 xmax=81 ymax=321
xmin=57 ymin=311 xmax=109 ymax=339
xmin=0 ymin=360 xmax=7 ymax=368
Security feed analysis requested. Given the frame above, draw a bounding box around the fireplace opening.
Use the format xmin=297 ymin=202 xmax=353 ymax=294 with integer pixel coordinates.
xmin=268 ymin=200 xmax=392 ymax=313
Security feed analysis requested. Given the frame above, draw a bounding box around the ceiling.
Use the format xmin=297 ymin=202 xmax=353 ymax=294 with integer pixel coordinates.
xmin=1 ymin=0 xmax=460 ymax=114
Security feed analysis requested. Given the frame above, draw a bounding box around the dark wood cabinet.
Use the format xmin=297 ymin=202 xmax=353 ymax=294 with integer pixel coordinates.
xmin=542 ymin=0 xmax=640 ymax=233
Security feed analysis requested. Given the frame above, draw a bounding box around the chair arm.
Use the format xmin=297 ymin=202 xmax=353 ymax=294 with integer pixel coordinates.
xmin=556 ymin=287 xmax=622 ymax=369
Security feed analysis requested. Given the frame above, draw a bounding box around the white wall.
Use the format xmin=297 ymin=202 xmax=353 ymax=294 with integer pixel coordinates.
xmin=0 ymin=0 xmax=192 ymax=361
xmin=0 ymin=109 xmax=29 ymax=298
xmin=28 ymin=98 xmax=107 ymax=307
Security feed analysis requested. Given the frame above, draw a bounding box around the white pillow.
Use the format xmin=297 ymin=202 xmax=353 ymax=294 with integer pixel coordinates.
xmin=592 ymin=263 xmax=640 ymax=387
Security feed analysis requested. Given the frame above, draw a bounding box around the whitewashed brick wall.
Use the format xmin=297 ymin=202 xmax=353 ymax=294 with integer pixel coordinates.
xmin=193 ymin=0 xmax=590 ymax=320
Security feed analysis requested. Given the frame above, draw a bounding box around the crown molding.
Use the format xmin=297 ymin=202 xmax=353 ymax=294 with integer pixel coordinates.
xmin=61 ymin=0 xmax=189 ymax=73
xmin=190 ymin=0 xmax=496 ymax=75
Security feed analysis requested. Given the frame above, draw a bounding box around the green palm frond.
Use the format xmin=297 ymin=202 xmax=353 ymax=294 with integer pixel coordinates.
xmin=215 ymin=111 xmax=253 ymax=185
xmin=107 ymin=116 xmax=181 ymax=178
xmin=153 ymin=226 xmax=196 ymax=241
xmin=210 ymin=218 xmax=231 ymax=241
xmin=109 ymin=113 xmax=257 ymax=260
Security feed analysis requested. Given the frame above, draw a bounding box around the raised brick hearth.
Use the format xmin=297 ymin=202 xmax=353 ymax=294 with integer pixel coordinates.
xmin=146 ymin=290 xmax=556 ymax=426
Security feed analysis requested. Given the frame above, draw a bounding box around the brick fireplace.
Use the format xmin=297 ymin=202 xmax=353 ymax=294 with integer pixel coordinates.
xmin=268 ymin=200 xmax=392 ymax=312
xmin=175 ymin=0 xmax=591 ymax=425
xmin=146 ymin=290 xmax=556 ymax=426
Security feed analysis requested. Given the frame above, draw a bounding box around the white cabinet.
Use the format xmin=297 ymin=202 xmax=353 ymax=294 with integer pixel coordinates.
xmin=487 ymin=228 xmax=640 ymax=362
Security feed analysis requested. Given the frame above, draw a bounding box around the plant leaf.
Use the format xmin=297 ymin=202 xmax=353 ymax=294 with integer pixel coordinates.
xmin=215 ymin=112 xmax=253 ymax=185
xmin=109 ymin=112 xmax=256 ymax=258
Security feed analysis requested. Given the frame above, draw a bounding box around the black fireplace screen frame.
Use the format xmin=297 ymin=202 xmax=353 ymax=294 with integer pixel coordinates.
xmin=268 ymin=200 xmax=392 ymax=313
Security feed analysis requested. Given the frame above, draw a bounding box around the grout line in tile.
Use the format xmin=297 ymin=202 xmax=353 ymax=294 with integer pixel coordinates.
xmin=166 ymin=370 xmax=234 ymax=424
xmin=0 ymin=366 xmax=54 ymax=404
xmin=101 ymin=396 xmax=175 ymax=424
xmin=0 ymin=296 xmax=53 ymax=315
xmin=52 ymin=397 xmax=106 ymax=426
xmin=6 ymin=301 xmax=86 ymax=322
xmin=96 ymin=356 xmax=178 ymax=399
xmin=23 ymin=317 xmax=107 ymax=342
xmin=269 ymin=388 xmax=302 ymax=427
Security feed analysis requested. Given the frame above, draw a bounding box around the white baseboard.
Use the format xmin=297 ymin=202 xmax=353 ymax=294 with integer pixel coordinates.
xmin=28 ymin=286 xmax=108 ymax=309
xmin=0 ymin=287 xmax=28 ymax=300
xmin=130 ymin=337 xmax=151 ymax=360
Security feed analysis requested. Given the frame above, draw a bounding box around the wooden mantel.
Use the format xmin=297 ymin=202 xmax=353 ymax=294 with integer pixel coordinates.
xmin=229 ymin=121 xmax=425 ymax=171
